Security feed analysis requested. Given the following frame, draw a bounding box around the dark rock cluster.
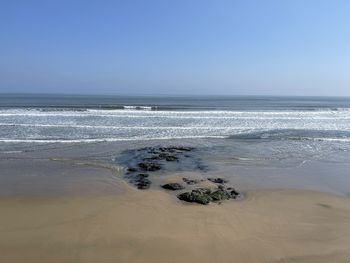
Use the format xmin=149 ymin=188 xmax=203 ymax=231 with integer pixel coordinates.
xmin=162 ymin=176 xmax=241 ymax=205
xmin=161 ymin=183 xmax=185 ymax=190
xmin=134 ymin=173 xmax=151 ymax=189
xmin=120 ymin=146 xmax=242 ymax=205
xmin=178 ymin=188 xmax=212 ymax=205
xmin=208 ymin=177 xmax=228 ymax=184
xmin=178 ymin=185 xmax=241 ymax=205
xmin=123 ymin=146 xmax=196 ymax=189
xmin=138 ymin=162 xmax=161 ymax=171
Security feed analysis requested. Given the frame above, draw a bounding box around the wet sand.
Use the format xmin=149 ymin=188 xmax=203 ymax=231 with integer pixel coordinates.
xmin=1 ymin=141 xmax=350 ymax=262
xmin=1 ymin=183 xmax=350 ymax=263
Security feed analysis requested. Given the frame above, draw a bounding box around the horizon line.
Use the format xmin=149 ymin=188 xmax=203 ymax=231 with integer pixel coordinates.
xmin=1 ymin=92 xmax=350 ymax=99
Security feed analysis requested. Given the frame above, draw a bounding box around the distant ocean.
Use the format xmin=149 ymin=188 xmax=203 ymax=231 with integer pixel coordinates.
xmin=1 ymin=94 xmax=350 ymax=143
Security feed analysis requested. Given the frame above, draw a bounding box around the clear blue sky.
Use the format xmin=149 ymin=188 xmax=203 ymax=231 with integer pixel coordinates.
xmin=0 ymin=0 xmax=349 ymax=96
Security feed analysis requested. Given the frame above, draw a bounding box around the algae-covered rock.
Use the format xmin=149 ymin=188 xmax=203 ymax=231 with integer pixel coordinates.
xmin=177 ymin=188 xmax=212 ymax=205
xmin=138 ymin=162 xmax=161 ymax=171
xmin=230 ymin=189 xmax=241 ymax=199
xmin=161 ymin=183 xmax=185 ymax=191
xmin=192 ymin=188 xmax=211 ymax=195
xmin=210 ymin=189 xmax=232 ymax=201
xmin=208 ymin=178 xmax=228 ymax=184
xmin=177 ymin=186 xmax=241 ymax=205
xmin=136 ymin=178 xmax=151 ymax=189
xmin=137 ymin=173 xmax=149 ymax=178
xmin=127 ymin=167 xmax=137 ymax=172
xmin=165 ymin=155 xmax=178 ymax=161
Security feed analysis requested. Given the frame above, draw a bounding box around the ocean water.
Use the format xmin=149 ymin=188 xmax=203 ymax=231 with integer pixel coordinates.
xmin=1 ymin=94 xmax=350 ymax=143
xmin=1 ymin=94 xmax=350 ymax=195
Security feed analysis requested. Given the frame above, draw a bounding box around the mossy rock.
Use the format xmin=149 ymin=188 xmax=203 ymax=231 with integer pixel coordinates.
xmin=177 ymin=190 xmax=212 ymax=205
xmin=138 ymin=162 xmax=161 ymax=171
xmin=161 ymin=183 xmax=184 ymax=190
xmin=210 ymin=189 xmax=232 ymax=201
xmin=208 ymin=177 xmax=228 ymax=184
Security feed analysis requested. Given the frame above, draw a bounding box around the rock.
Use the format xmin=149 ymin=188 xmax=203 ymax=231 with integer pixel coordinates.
xmin=177 ymin=186 xmax=241 ymax=204
xmin=192 ymin=188 xmax=212 ymax=195
xmin=159 ymin=147 xmax=176 ymax=153
xmin=122 ymin=146 xmax=199 ymax=191
xmin=136 ymin=178 xmax=151 ymax=190
xmin=161 ymin=183 xmax=185 ymax=190
xmin=208 ymin=178 xmax=228 ymax=184
xmin=157 ymin=146 xmax=194 ymax=153
xmin=143 ymin=155 xmax=162 ymax=161
xmin=136 ymin=173 xmax=149 ymax=179
xmin=210 ymin=189 xmax=232 ymax=201
xmin=138 ymin=162 xmax=161 ymax=171
xmin=143 ymin=153 xmax=178 ymax=162
xmin=172 ymin=146 xmax=193 ymax=152
xmin=128 ymin=174 xmax=150 ymax=189
xmin=182 ymin=177 xmax=199 ymax=185
xmin=158 ymin=153 xmax=179 ymax=161
xmin=177 ymin=191 xmax=212 ymax=205
xmin=147 ymin=148 xmax=160 ymax=154
xmin=218 ymin=184 xmax=225 ymax=190
xmin=230 ymin=189 xmax=240 ymax=198
xmin=165 ymin=155 xmax=178 ymax=162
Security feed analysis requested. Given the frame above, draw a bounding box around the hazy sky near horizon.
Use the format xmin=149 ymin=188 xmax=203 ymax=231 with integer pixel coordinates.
xmin=0 ymin=0 xmax=349 ymax=96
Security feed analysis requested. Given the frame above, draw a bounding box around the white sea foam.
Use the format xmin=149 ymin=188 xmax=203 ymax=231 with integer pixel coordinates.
xmin=0 ymin=150 xmax=23 ymax=153
xmin=1 ymin=108 xmax=350 ymax=143
xmin=0 ymin=135 xmax=227 ymax=144
xmin=1 ymin=108 xmax=350 ymax=116
xmin=122 ymin=105 xmax=156 ymax=110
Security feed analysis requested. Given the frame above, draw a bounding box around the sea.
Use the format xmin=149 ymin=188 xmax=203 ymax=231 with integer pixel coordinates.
xmin=1 ymin=94 xmax=350 ymax=194
xmin=1 ymin=94 xmax=350 ymax=143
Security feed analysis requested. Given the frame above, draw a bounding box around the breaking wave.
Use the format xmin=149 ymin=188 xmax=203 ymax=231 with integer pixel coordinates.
xmin=1 ymin=107 xmax=350 ymax=143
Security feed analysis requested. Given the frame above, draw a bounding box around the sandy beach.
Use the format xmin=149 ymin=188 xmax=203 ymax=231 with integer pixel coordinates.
xmin=1 ymin=177 xmax=350 ymax=263
xmin=0 ymin=140 xmax=350 ymax=263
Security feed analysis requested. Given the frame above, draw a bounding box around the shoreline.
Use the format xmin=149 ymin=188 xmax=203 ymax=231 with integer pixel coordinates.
xmin=1 ymin=139 xmax=350 ymax=197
